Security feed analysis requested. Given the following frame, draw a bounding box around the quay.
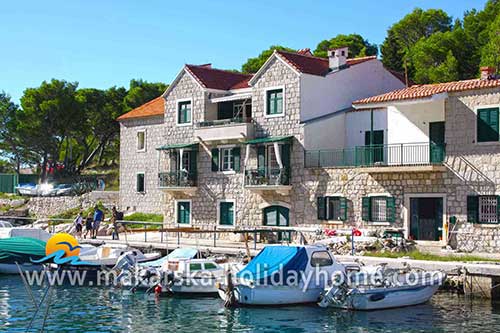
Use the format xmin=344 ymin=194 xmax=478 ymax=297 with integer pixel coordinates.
xmin=82 ymin=231 xmax=500 ymax=299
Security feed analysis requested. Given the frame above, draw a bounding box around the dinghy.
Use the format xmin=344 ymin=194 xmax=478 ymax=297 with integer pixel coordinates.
xmin=318 ymin=264 xmax=446 ymax=310
xmin=218 ymin=245 xmax=345 ymax=306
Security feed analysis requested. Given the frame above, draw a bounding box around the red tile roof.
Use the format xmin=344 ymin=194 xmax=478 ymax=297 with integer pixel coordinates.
xmin=353 ymin=79 xmax=500 ymax=105
xmin=117 ymin=96 xmax=164 ymax=121
xmin=185 ymin=65 xmax=252 ymax=90
xmin=275 ymin=50 xmax=376 ymax=76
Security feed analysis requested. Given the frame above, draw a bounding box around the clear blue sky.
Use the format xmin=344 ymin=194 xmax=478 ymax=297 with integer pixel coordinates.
xmin=0 ymin=0 xmax=488 ymax=103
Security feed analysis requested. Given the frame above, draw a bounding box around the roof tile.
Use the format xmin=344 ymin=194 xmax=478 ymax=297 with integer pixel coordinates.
xmin=117 ymin=96 xmax=164 ymax=121
xmin=353 ymin=79 xmax=500 ymax=105
xmin=185 ymin=65 xmax=252 ymax=90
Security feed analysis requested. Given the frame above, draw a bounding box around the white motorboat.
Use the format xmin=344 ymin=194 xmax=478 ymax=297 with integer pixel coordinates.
xmin=218 ymin=245 xmax=345 ymax=306
xmin=162 ymin=258 xmax=225 ymax=294
xmin=318 ymin=264 xmax=446 ymax=310
xmin=77 ymin=244 xmax=161 ymax=266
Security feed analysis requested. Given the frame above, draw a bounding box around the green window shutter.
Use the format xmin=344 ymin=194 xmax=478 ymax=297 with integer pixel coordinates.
xmin=211 ymin=148 xmax=219 ymax=172
xmin=136 ymin=173 xmax=145 ymax=192
xmin=340 ymin=197 xmax=348 ymax=221
xmin=386 ymin=197 xmax=396 ymax=223
xmin=232 ymin=147 xmax=241 ymax=172
xmin=317 ymin=197 xmax=326 ymax=220
xmin=477 ymin=108 xmax=500 ymax=142
xmin=467 ymin=195 xmax=479 ymax=223
xmin=257 ymin=146 xmax=266 ymax=175
xmin=362 ymin=197 xmax=371 ymax=221
xmin=220 ymin=202 xmax=234 ymax=225
xmin=177 ymin=202 xmax=190 ymax=224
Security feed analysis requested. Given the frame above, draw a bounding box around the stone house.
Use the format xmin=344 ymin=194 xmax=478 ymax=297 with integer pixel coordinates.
xmin=117 ymin=47 xmax=405 ymax=235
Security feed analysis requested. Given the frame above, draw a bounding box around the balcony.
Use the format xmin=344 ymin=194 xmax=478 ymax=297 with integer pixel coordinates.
xmin=244 ymin=168 xmax=291 ymax=195
xmin=194 ymin=118 xmax=254 ymax=142
xmin=305 ymin=142 xmax=446 ymax=173
xmin=158 ymin=171 xmax=197 ymax=195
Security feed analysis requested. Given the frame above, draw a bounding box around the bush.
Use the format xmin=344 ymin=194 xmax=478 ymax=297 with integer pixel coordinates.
xmin=123 ymin=212 xmax=163 ymax=229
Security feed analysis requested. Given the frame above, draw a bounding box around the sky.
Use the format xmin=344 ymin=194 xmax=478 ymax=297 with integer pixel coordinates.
xmin=0 ymin=0 xmax=489 ymax=103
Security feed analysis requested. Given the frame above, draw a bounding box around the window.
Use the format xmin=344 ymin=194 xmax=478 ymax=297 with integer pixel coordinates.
xmin=137 ymin=131 xmax=145 ymax=151
xmin=371 ymin=197 xmax=387 ymax=222
xmin=477 ymin=107 xmax=499 ymax=142
xmin=178 ymin=100 xmax=192 ymax=124
xmin=211 ymin=147 xmax=240 ymax=172
xmin=266 ymin=88 xmax=283 ymax=116
xmin=189 ymin=263 xmax=202 ymax=271
xmin=362 ymin=196 xmax=396 ymax=223
xmin=263 ymin=205 xmax=289 ymax=226
xmin=310 ymin=251 xmax=334 ymax=267
xmin=468 ymin=195 xmax=499 ymax=224
xmin=136 ymin=173 xmax=145 ymax=193
xmin=177 ymin=201 xmax=191 ymax=224
xmin=219 ymin=201 xmax=235 ymax=226
xmin=181 ymin=152 xmax=191 ymax=172
xmin=317 ymin=196 xmax=347 ymax=221
xmin=204 ymin=262 xmax=218 ymax=270
xmin=221 ymin=148 xmax=233 ymax=171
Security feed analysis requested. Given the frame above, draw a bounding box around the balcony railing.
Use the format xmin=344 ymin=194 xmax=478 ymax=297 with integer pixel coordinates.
xmin=197 ymin=117 xmax=252 ymax=128
xmin=245 ymin=168 xmax=290 ymax=187
xmin=158 ymin=171 xmax=197 ymax=188
xmin=305 ymin=142 xmax=445 ymax=168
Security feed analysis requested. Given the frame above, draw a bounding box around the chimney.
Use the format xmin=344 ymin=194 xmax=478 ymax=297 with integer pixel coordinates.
xmin=328 ymin=47 xmax=348 ymax=71
xmin=480 ymin=66 xmax=496 ymax=80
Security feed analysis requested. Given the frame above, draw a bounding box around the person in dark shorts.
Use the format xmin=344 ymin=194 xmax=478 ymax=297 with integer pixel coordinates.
xmin=74 ymin=210 xmax=83 ymax=239
xmin=92 ymin=206 xmax=104 ymax=239
xmin=84 ymin=212 xmax=93 ymax=239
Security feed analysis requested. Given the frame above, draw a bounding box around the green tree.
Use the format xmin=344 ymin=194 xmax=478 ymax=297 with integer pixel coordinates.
xmin=0 ymin=92 xmax=28 ymax=173
xmin=411 ymin=32 xmax=460 ymax=83
xmin=313 ymin=34 xmax=378 ymax=58
xmin=381 ymin=8 xmax=452 ymax=80
xmin=124 ymin=79 xmax=167 ymax=111
xmin=241 ymin=45 xmax=295 ymax=74
xmin=19 ymin=80 xmax=79 ymax=181
xmin=480 ymin=14 xmax=500 ymax=72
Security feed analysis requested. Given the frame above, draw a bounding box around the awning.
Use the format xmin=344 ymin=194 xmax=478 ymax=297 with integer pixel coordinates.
xmin=211 ymin=93 xmax=252 ymax=103
xmin=245 ymin=136 xmax=293 ymax=145
xmin=156 ymin=143 xmax=198 ymax=151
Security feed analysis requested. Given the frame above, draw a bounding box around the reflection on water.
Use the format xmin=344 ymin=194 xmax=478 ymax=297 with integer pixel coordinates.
xmin=1 ymin=275 xmax=500 ymax=332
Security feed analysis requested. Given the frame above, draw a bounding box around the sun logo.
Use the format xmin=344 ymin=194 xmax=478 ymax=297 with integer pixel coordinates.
xmin=45 ymin=233 xmax=82 ymax=258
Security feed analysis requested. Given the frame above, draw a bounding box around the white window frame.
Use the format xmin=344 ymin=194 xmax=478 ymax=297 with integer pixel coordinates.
xmin=474 ymin=104 xmax=500 ymax=146
xmin=176 ymin=98 xmax=193 ymax=126
xmin=136 ymin=172 xmax=145 ymax=193
xmin=137 ymin=130 xmax=146 ymax=152
xmin=221 ymin=148 xmax=234 ymax=172
xmin=216 ymin=144 xmax=237 ymax=174
xmin=264 ymin=86 xmax=285 ymax=118
xmin=325 ymin=196 xmax=342 ymax=221
xmin=217 ymin=199 xmax=236 ymax=228
xmin=175 ymin=199 xmax=192 ymax=226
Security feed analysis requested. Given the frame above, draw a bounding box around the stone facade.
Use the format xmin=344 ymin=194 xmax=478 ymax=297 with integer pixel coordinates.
xmin=118 ymin=54 xmax=500 ymax=252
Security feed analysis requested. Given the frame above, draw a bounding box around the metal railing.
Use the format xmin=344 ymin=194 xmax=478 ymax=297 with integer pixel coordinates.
xmin=305 ymin=142 xmax=446 ymax=168
xmin=158 ymin=171 xmax=197 ymax=188
xmin=197 ymin=117 xmax=252 ymax=128
xmin=244 ymin=167 xmax=290 ymax=186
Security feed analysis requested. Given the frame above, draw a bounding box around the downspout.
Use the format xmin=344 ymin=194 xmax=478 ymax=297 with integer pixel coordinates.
xmin=370 ymin=108 xmax=374 ymax=164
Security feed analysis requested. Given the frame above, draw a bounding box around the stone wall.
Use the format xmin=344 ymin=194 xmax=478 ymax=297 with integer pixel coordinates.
xmin=119 ymin=116 xmax=166 ymax=213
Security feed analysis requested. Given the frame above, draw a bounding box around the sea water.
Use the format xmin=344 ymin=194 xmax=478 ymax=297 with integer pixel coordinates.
xmin=1 ymin=275 xmax=499 ymax=332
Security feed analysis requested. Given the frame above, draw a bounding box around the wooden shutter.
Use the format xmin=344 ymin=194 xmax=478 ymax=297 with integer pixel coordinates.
xmin=386 ymin=197 xmax=396 ymax=223
xmin=189 ymin=150 xmax=197 ymax=179
xmin=478 ymin=108 xmax=500 ymax=142
xmin=340 ymin=197 xmax=348 ymax=221
xmin=136 ymin=174 xmax=144 ymax=192
xmin=232 ymin=147 xmax=241 ymax=172
xmin=211 ymin=148 xmax=219 ymax=172
xmin=362 ymin=197 xmax=371 ymax=221
xmin=497 ymin=196 xmax=500 ymax=224
xmin=281 ymin=144 xmax=291 ymax=184
xmin=467 ymin=195 xmax=479 ymax=223
xmin=317 ymin=197 xmax=326 ymax=220
xmin=257 ymin=146 xmax=266 ymax=175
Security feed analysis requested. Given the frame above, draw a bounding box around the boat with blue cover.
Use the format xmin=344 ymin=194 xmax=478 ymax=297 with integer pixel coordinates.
xmin=218 ymin=245 xmax=345 ymax=306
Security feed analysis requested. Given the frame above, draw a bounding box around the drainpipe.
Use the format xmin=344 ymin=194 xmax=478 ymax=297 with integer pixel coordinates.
xmin=370 ymin=108 xmax=374 ymax=164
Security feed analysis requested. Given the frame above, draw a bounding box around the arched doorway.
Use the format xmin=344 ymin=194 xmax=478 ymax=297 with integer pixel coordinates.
xmin=263 ymin=205 xmax=290 ymax=241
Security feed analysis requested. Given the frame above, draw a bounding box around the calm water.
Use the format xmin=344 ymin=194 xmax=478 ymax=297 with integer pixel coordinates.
xmin=1 ymin=275 xmax=500 ymax=332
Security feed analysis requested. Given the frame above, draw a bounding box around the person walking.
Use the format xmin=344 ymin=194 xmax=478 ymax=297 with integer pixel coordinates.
xmin=84 ymin=212 xmax=93 ymax=239
xmin=92 ymin=205 xmax=104 ymax=239
xmin=73 ymin=210 xmax=84 ymax=239
xmin=110 ymin=206 xmax=121 ymax=240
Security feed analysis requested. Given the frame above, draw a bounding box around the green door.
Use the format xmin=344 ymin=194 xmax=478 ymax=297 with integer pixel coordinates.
xmin=177 ymin=201 xmax=191 ymax=224
xmin=410 ymin=198 xmax=443 ymax=241
xmin=219 ymin=202 xmax=234 ymax=226
xmin=263 ymin=205 xmax=290 ymax=241
xmin=429 ymin=122 xmax=445 ymax=163
xmin=364 ymin=130 xmax=384 ymax=165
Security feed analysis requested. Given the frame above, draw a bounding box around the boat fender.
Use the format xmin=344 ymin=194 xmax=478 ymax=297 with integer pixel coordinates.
xmin=369 ymin=293 xmax=385 ymax=302
xmin=154 ymin=284 xmax=162 ymax=295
